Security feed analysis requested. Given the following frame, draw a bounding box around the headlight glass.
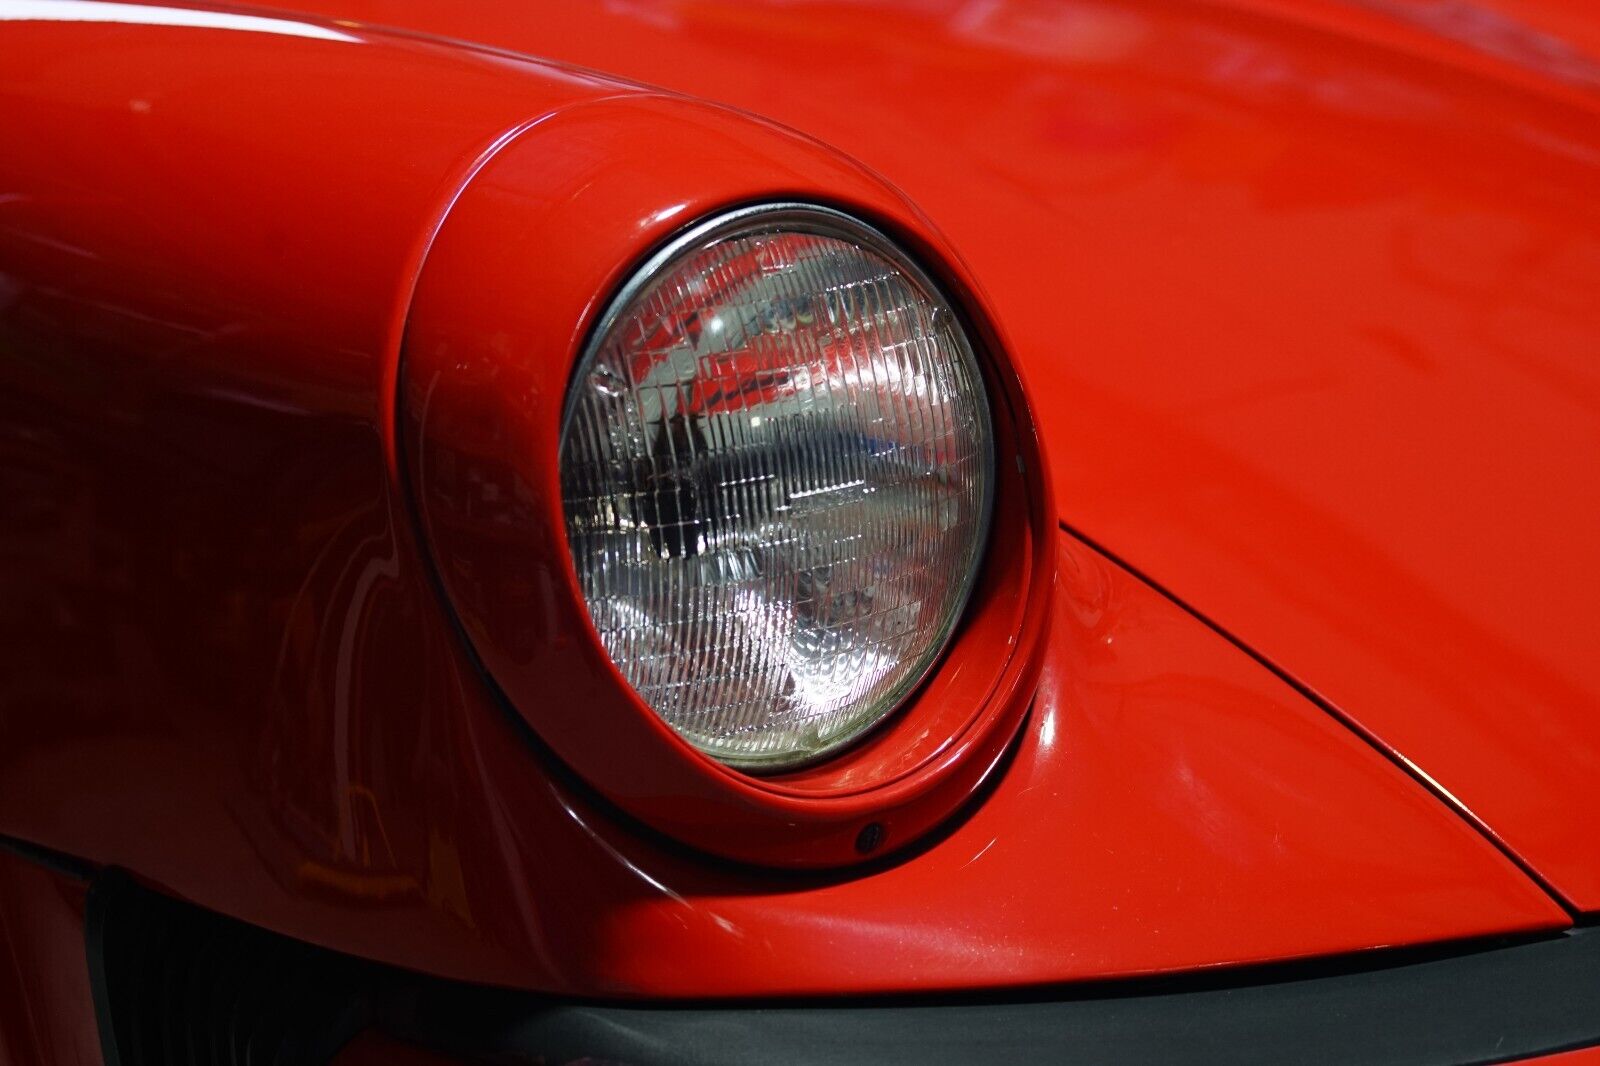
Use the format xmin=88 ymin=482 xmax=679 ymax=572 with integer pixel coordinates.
xmin=560 ymin=205 xmax=993 ymax=770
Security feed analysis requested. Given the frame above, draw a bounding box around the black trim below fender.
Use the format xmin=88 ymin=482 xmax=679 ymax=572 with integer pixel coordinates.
xmin=85 ymin=869 xmax=377 ymax=1066
xmin=389 ymin=928 xmax=1600 ymax=1066
xmin=0 ymin=831 xmax=95 ymax=882
xmin=40 ymin=845 xmax=1600 ymax=1066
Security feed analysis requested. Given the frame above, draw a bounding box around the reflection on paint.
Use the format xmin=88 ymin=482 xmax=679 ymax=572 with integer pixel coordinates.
xmin=0 ymin=0 xmax=359 ymax=43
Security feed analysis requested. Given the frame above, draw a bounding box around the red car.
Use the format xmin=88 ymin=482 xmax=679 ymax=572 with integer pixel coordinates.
xmin=3 ymin=0 xmax=1599 ymax=1062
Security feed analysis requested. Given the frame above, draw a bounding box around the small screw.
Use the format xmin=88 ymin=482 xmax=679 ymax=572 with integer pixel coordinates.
xmin=855 ymin=822 xmax=886 ymax=855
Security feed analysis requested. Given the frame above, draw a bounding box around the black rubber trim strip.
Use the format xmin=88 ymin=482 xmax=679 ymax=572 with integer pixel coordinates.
xmin=83 ymin=869 xmax=380 ymax=1066
xmin=48 ymin=847 xmax=1600 ymax=1065
xmin=391 ymin=928 xmax=1600 ymax=1066
xmin=82 ymin=871 xmax=124 ymax=1066
xmin=0 ymin=830 xmax=95 ymax=882
xmin=1057 ymin=519 xmax=1582 ymax=922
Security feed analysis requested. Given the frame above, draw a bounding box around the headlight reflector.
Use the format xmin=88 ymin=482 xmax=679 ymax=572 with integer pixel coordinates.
xmin=560 ymin=205 xmax=993 ymax=770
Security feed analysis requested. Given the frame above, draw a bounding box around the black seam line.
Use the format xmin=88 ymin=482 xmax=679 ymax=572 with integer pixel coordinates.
xmin=1057 ymin=519 xmax=1582 ymax=923
xmin=0 ymin=831 xmax=96 ymax=883
xmin=82 ymin=871 xmax=124 ymax=1066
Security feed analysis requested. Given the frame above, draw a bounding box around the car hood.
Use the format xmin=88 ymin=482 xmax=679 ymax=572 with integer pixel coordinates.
xmin=272 ymin=0 xmax=1600 ymax=909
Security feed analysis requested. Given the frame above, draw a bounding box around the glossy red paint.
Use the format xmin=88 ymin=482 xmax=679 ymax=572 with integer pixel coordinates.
xmin=0 ymin=850 xmax=100 ymax=1066
xmin=0 ymin=0 xmax=1577 ymax=1006
xmin=260 ymin=0 xmax=1600 ymax=909
xmin=415 ymin=530 xmax=1562 ymax=997
xmin=401 ymin=96 xmax=1056 ymax=869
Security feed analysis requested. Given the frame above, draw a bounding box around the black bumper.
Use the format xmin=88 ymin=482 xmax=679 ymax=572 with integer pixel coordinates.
xmin=393 ymin=927 xmax=1600 ymax=1066
xmin=58 ymin=846 xmax=1600 ymax=1066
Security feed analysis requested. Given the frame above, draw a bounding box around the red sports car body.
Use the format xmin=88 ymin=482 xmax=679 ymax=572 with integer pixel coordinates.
xmin=2 ymin=0 xmax=1599 ymax=1062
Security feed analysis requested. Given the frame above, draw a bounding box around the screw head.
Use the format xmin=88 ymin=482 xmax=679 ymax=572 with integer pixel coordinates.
xmin=855 ymin=822 xmax=886 ymax=855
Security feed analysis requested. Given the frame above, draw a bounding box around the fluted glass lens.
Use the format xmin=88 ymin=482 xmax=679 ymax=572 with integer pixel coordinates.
xmin=560 ymin=210 xmax=993 ymax=770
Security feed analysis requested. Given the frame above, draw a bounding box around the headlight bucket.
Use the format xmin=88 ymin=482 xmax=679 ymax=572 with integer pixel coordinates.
xmin=400 ymin=96 xmax=1054 ymax=868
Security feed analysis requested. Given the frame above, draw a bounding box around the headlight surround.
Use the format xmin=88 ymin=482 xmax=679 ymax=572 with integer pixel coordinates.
xmin=559 ymin=205 xmax=995 ymax=770
xmin=400 ymin=95 xmax=1054 ymax=868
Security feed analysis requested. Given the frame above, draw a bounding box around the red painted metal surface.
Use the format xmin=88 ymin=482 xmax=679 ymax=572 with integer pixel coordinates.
xmin=257 ymin=0 xmax=1600 ymax=909
xmin=426 ymin=530 xmax=1560 ymax=997
xmin=0 ymin=851 xmax=100 ymax=1066
xmin=400 ymin=96 xmax=1056 ymax=869
xmin=0 ymin=0 xmax=1580 ymax=1004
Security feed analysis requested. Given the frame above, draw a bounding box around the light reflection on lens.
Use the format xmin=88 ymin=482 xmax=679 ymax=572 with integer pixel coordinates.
xmin=561 ymin=207 xmax=993 ymax=770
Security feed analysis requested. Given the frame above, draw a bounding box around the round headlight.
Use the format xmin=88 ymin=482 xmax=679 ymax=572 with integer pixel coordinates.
xmin=560 ymin=204 xmax=994 ymax=770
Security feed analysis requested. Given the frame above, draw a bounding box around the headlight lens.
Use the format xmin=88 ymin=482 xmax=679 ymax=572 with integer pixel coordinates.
xmin=560 ymin=205 xmax=993 ymax=770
